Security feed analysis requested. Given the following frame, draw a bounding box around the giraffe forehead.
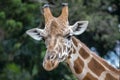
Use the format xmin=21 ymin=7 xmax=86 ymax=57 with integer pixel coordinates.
xmin=45 ymin=19 xmax=69 ymax=36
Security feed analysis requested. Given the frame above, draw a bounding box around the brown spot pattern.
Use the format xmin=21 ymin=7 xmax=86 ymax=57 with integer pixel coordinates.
xmin=79 ymin=47 xmax=90 ymax=59
xmin=91 ymin=53 xmax=120 ymax=74
xmin=73 ymin=47 xmax=76 ymax=54
xmin=68 ymin=55 xmax=71 ymax=59
xmin=83 ymin=73 xmax=97 ymax=80
xmin=88 ymin=58 xmax=105 ymax=76
xmin=69 ymin=50 xmax=72 ymax=55
xmin=68 ymin=49 xmax=72 ymax=59
xmin=105 ymin=73 xmax=118 ymax=80
xmin=73 ymin=57 xmax=84 ymax=74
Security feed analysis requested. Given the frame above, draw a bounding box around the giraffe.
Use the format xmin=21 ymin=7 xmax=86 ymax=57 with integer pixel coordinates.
xmin=26 ymin=3 xmax=120 ymax=80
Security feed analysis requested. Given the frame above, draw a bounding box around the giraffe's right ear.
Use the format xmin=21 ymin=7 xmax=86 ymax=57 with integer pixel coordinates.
xmin=70 ymin=21 xmax=88 ymax=35
xmin=26 ymin=28 xmax=45 ymax=41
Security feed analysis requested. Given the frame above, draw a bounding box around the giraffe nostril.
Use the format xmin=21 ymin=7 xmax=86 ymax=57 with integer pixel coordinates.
xmin=47 ymin=54 xmax=56 ymax=60
xmin=50 ymin=55 xmax=54 ymax=59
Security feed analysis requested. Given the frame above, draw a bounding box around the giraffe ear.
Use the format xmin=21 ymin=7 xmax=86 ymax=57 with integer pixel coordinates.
xmin=26 ymin=28 xmax=45 ymax=41
xmin=70 ymin=21 xmax=88 ymax=35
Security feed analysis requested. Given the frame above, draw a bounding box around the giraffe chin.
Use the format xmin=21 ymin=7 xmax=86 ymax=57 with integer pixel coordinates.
xmin=43 ymin=60 xmax=59 ymax=71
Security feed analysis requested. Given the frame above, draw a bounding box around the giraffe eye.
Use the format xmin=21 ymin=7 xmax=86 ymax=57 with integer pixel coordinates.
xmin=66 ymin=35 xmax=71 ymax=40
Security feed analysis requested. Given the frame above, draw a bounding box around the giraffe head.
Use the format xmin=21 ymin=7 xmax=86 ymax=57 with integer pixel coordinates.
xmin=26 ymin=3 xmax=88 ymax=71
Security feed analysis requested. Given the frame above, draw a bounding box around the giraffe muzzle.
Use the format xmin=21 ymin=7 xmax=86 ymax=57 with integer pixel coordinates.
xmin=42 ymin=52 xmax=60 ymax=71
xmin=43 ymin=58 xmax=59 ymax=71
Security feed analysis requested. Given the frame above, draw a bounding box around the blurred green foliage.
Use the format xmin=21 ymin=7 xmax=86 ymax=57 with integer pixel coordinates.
xmin=0 ymin=0 xmax=119 ymax=80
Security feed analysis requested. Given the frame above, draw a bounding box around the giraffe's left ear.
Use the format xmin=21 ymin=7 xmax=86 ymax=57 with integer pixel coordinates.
xmin=70 ymin=21 xmax=88 ymax=35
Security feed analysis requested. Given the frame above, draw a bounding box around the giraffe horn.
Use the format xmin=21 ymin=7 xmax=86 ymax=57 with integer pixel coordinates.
xmin=58 ymin=3 xmax=68 ymax=22
xmin=43 ymin=4 xmax=54 ymax=24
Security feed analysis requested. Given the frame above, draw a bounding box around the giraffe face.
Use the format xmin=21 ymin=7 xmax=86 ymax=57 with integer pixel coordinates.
xmin=26 ymin=23 xmax=72 ymax=71
xmin=26 ymin=20 xmax=88 ymax=71
xmin=26 ymin=3 xmax=88 ymax=71
xmin=42 ymin=24 xmax=71 ymax=71
xmin=33 ymin=18 xmax=71 ymax=70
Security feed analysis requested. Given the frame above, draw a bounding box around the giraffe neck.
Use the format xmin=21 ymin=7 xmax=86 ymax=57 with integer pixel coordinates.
xmin=66 ymin=36 xmax=120 ymax=80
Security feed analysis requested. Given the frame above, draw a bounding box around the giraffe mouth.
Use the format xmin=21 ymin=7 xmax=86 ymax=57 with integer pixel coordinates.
xmin=43 ymin=60 xmax=59 ymax=71
xmin=43 ymin=54 xmax=67 ymax=71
